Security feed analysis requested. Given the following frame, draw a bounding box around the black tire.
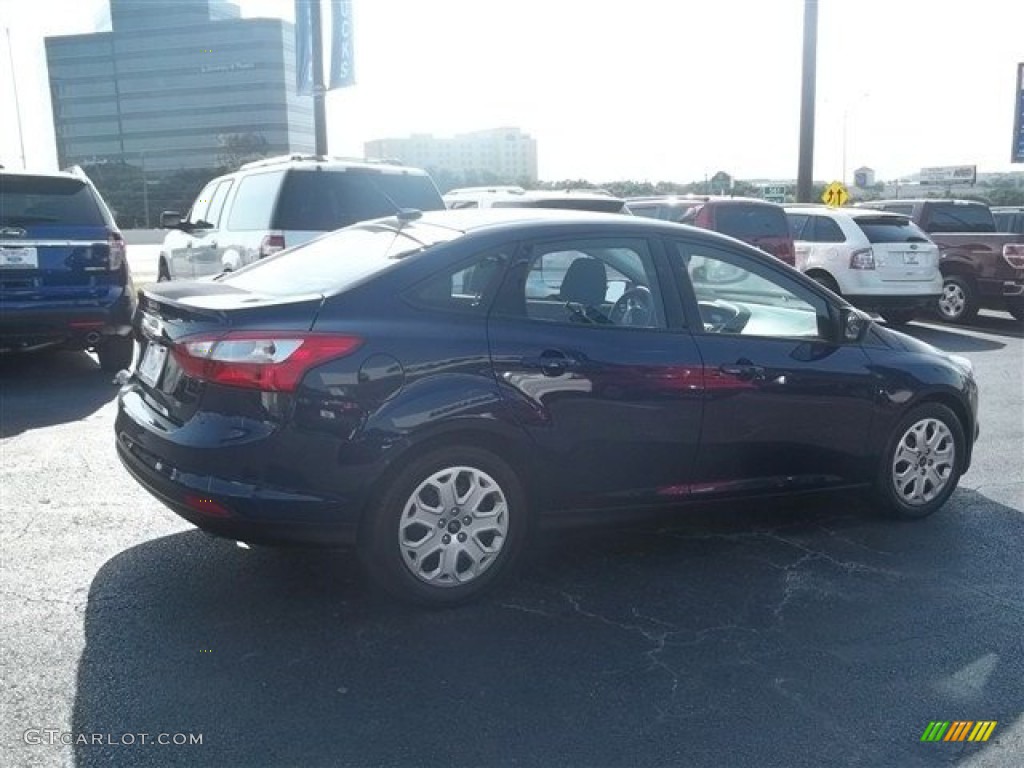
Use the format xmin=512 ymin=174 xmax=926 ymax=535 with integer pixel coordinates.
xmin=880 ymin=309 xmax=916 ymax=326
xmin=157 ymin=259 xmax=171 ymax=282
xmin=360 ymin=445 xmax=528 ymax=606
xmin=97 ymin=336 xmax=134 ymax=373
xmin=874 ymin=403 xmax=965 ymax=520
xmin=809 ymin=273 xmax=841 ymax=296
xmin=936 ymin=275 xmax=978 ymax=324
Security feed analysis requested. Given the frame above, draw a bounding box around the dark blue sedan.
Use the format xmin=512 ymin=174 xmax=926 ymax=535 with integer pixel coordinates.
xmin=115 ymin=209 xmax=979 ymax=605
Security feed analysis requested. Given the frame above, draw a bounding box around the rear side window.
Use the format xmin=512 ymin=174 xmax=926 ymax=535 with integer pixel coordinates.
xmin=407 ymin=249 xmax=510 ymax=314
xmin=812 ymin=216 xmax=845 ymax=243
xmin=0 ymin=176 xmax=105 ymax=227
xmin=272 ymin=170 xmax=444 ymax=231
xmin=923 ymin=203 xmax=995 ymax=234
xmin=227 ymin=170 xmax=285 ymax=231
xmin=854 ymin=217 xmax=931 ymax=244
xmin=222 ymin=221 xmax=463 ymax=296
xmin=714 ymin=204 xmax=789 ymax=239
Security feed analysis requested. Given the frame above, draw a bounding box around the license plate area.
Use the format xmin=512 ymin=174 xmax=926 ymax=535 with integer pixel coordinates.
xmin=138 ymin=342 xmax=169 ymax=388
xmin=902 ymin=252 xmax=920 ymax=265
xmin=0 ymin=246 xmax=39 ymax=269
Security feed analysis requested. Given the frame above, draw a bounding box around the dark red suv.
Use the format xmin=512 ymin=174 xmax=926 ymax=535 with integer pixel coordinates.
xmin=626 ymin=195 xmax=795 ymax=265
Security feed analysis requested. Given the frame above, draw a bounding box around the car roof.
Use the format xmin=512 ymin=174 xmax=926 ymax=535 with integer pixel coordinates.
xmin=861 ymin=198 xmax=988 ymax=206
xmin=236 ymin=154 xmax=432 ymax=175
xmin=627 ymin=195 xmax=780 ymax=207
xmin=784 ymin=205 xmax=911 ymax=221
xmin=376 ymin=206 xmax=695 ymax=236
xmin=0 ymin=167 xmax=91 ymax=182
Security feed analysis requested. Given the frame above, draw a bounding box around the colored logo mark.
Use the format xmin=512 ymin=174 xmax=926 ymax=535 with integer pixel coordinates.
xmin=921 ymin=721 xmax=997 ymax=742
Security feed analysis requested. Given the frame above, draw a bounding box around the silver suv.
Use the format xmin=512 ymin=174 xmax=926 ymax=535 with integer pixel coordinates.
xmin=157 ymin=155 xmax=445 ymax=281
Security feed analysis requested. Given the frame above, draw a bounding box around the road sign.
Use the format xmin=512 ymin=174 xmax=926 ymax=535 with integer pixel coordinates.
xmin=822 ymin=181 xmax=849 ymax=207
xmin=762 ymin=184 xmax=787 ymax=203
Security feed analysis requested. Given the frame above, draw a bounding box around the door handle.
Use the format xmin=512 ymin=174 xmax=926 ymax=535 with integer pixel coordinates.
xmin=521 ymin=350 xmax=579 ymax=376
xmin=719 ymin=361 xmax=765 ymax=381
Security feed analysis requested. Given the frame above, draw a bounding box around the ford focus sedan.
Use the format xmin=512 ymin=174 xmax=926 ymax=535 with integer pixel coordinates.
xmin=115 ymin=209 xmax=979 ymax=605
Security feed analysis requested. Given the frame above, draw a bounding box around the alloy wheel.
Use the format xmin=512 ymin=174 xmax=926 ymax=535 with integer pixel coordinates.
xmin=891 ymin=417 xmax=956 ymax=506
xmin=938 ymin=282 xmax=966 ymax=320
xmin=398 ymin=465 xmax=509 ymax=587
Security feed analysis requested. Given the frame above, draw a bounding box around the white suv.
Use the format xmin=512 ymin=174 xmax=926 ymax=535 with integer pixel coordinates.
xmin=784 ymin=206 xmax=941 ymax=325
xmin=157 ymin=155 xmax=444 ymax=281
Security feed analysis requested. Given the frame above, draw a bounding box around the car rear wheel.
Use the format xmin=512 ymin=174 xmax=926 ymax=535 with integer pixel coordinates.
xmin=809 ymin=273 xmax=840 ymax=295
xmin=361 ymin=446 xmax=527 ymax=606
xmin=97 ymin=336 xmax=133 ymax=373
xmin=880 ymin=309 xmax=916 ymax=326
xmin=874 ymin=403 xmax=964 ymax=520
xmin=937 ymin=275 xmax=978 ymax=324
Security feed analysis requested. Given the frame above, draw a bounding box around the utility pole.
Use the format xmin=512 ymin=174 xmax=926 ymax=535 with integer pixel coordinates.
xmin=6 ymin=27 xmax=27 ymax=168
xmin=310 ymin=0 xmax=328 ymax=156
xmin=796 ymin=0 xmax=818 ymax=202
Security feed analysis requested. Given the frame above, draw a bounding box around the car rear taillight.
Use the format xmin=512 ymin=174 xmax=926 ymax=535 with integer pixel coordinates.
xmin=172 ymin=332 xmax=362 ymax=392
xmin=108 ymin=231 xmax=126 ymax=270
xmin=1003 ymin=243 xmax=1024 ymax=269
xmin=258 ymin=233 xmax=286 ymax=259
xmin=850 ymin=248 xmax=876 ymax=270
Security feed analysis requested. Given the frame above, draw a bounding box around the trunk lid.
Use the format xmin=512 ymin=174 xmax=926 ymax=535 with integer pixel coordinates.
xmin=853 ymin=216 xmax=939 ymax=282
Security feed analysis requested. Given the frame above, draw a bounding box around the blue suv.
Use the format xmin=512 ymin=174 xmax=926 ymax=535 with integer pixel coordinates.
xmin=1 ymin=167 xmax=135 ymax=371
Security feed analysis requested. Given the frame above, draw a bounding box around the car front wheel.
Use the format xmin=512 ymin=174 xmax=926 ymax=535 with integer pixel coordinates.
xmin=881 ymin=309 xmax=916 ymax=326
xmin=361 ymin=446 xmax=527 ymax=606
xmin=875 ymin=403 xmax=964 ymax=519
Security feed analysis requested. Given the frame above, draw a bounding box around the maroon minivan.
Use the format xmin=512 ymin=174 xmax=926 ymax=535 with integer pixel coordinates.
xmin=626 ymin=195 xmax=796 ymax=266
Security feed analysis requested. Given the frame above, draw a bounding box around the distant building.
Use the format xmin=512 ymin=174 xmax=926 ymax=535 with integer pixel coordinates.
xmin=365 ymin=127 xmax=539 ymax=183
xmin=45 ymin=0 xmax=314 ymax=172
xmin=853 ymin=167 xmax=876 ymax=188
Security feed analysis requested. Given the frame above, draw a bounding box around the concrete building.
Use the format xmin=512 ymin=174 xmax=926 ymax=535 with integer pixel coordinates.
xmin=45 ymin=0 xmax=314 ymax=172
xmin=365 ymin=127 xmax=539 ymax=183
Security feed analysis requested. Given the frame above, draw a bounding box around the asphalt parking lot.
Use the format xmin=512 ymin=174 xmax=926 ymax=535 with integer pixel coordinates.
xmin=1 ymin=308 xmax=1021 ymax=767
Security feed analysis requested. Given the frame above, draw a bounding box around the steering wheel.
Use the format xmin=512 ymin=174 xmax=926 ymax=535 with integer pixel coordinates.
xmin=609 ymin=286 xmax=654 ymax=327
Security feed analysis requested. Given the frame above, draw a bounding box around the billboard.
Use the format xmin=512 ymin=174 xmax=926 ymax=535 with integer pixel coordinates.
xmin=1013 ymin=62 xmax=1023 ymax=164
xmin=920 ymin=165 xmax=977 ymax=185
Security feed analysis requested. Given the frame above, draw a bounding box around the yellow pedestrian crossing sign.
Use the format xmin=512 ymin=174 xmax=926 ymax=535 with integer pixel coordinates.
xmin=822 ymin=181 xmax=849 ymax=207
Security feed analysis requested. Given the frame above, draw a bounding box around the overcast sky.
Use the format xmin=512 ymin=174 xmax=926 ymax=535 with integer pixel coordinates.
xmin=1 ymin=0 xmax=1022 ymax=182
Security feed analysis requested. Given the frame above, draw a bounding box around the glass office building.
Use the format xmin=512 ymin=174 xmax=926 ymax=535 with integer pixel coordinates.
xmin=45 ymin=0 xmax=315 ymax=172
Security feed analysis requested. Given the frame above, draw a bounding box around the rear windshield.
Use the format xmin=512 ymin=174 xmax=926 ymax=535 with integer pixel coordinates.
xmin=0 ymin=176 xmax=105 ymax=227
xmin=922 ymin=203 xmax=995 ymax=233
xmin=713 ymin=204 xmax=789 ymax=239
xmin=221 ymin=220 xmax=463 ymax=296
xmin=854 ymin=217 xmax=931 ymax=244
xmin=271 ymin=170 xmax=445 ymax=231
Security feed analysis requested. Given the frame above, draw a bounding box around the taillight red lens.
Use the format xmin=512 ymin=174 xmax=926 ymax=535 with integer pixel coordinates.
xmin=1003 ymin=243 xmax=1024 ymax=269
xmin=258 ymin=233 xmax=286 ymax=259
xmin=172 ymin=332 xmax=362 ymax=392
xmin=108 ymin=231 xmax=126 ymax=270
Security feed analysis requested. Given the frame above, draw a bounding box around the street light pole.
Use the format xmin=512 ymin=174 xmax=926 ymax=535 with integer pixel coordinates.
xmin=310 ymin=0 xmax=328 ymax=156
xmin=796 ymin=0 xmax=818 ymax=203
xmin=6 ymin=27 xmax=27 ymax=168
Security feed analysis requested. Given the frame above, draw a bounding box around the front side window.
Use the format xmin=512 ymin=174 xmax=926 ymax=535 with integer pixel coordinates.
xmin=672 ymin=241 xmax=828 ymax=338
xmin=204 ymin=179 xmax=234 ymax=229
xmin=512 ymin=238 xmax=665 ymax=329
xmin=186 ymin=181 xmax=219 ymax=226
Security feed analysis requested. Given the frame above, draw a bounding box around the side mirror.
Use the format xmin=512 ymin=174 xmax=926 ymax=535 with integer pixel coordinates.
xmin=839 ymin=306 xmax=870 ymax=343
xmin=159 ymin=211 xmax=183 ymax=229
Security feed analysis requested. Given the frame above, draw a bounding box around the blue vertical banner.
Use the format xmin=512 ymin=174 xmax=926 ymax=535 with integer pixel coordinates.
xmin=329 ymin=0 xmax=355 ymax=89
xmin=295 ymin=0 xmax=313 ymax=94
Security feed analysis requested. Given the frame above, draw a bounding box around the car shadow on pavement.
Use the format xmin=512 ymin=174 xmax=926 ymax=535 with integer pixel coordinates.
xmin=71 ymin=487 xmax=1022 ymax=767
xmin=0 ymin=351 xmax=120 ymax=438
xmin=895 ymin=322 xmax=1008 ymax=353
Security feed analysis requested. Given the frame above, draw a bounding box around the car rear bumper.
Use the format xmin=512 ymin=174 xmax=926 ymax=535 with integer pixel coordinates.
xmin=0 ymin=287 xmax=134 ymax=351
xmin=116 ymin=429 xmax=360 ymax=546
